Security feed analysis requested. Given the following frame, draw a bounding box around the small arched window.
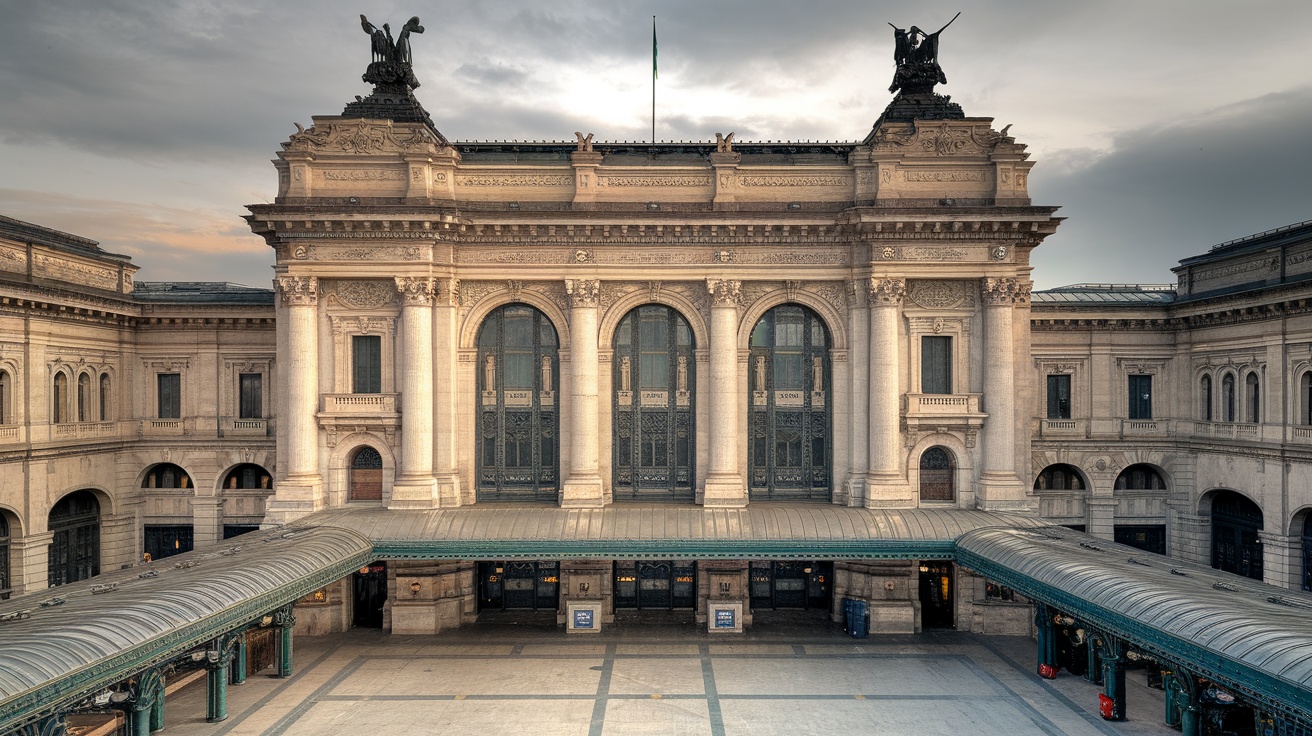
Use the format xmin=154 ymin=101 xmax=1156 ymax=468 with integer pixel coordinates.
xmin=77 ymin=373 xmax=92 ymax=422
xmin=350 ymin=446 xmax=384 ymax=501
xmin=1302 ymin=373 xmax=1312 ymax=426
xmin=1221 ymin=373 xmax=1236 ymax=422
xmin=919 ymin=446 xmax=955 ymax=502
xmin=1115 ymin=464 xmax=1166 ymax=491
xmin=1199 ymin=374 xmax=1212 ymax=421
xmin=142 ymin=463 xmax=192 ymax=489
xmin=52 ymin=372 xmax=68 ymax=424
xmin=99 ymin=374 xmax=112 ymax=422
xmin=1034 ymin=464 xmax=1084 ymax=491
xmin=1245 ymin=373 xmax=1260 ymax=423
xmin=0 ymin=369 xmax=10 ymax=425
xmin=223 ymin=463 xmax=272 ymax=490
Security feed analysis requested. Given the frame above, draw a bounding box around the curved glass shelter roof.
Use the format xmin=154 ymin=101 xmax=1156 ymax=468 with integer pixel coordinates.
xmin=957 ymin=525 xmax=1312 ymax=724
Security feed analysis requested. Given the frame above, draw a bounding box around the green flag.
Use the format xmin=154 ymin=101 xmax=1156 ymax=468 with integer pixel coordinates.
xmin=652 ymin=17 xmax=658 ymax=80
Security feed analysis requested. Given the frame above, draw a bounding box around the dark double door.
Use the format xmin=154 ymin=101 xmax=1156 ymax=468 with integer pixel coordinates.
xmin=1212 ymin=492 xmax=1263 ymax=581
xmin=478 ymin=561 xmax=560 ymax=611
xmin=750 ymin=561 xmax=831 ymax=610
xmin=614 ymin=561 xmax=696 ymax=610
xmin=353 ymin=562 xmax=387 ymax=628
xmin=918 ymin=561 xmax=955 ymax=629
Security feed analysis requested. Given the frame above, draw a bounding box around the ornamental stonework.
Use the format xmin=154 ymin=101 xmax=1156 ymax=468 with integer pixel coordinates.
xmin=981 ymin=277 xmax=1032 ymax=306
xmin=907 ymin=280 xmax=974 ymax=310
xmin=283 ymin=119 xmax=445 ymax=155
xmin=395 ymin=277 xmax=435 ymax=305
xmin=867 ymin=278 xmax=906 ymax=306
xmin=332 ymin=280 xmax=396 ymax=309
xmin=276 ymin=275 xmax=318 ymax=306
xmin=565 ymin=279 xmax=601 ymax=308
xmin=707 ymin=279 xmax=742 ymax=307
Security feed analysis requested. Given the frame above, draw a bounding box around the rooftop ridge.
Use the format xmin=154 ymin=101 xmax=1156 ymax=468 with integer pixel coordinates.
xmin=1209 ymin=219 xmax=1312 ymax=252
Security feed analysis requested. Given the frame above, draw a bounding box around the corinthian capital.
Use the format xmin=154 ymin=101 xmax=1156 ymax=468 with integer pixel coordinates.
xmin=707 ymin=279 xmax=742 ymax=307
xmin=981 ymin=277 xmax=1032 ymax=306
xmin=395 ymin=276 xmax=436 ymax=305
xmin=565 ymin=279 xmax=600 ymax=308
xmin=275 ymin=275 xmax=318 ymax=306
xmin=867 ymin=277 xmax=906 ymax=306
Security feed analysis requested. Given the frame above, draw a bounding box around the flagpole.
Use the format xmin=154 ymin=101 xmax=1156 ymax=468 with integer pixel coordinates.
xmin=651 ymin=16 xmax=656 ymax=144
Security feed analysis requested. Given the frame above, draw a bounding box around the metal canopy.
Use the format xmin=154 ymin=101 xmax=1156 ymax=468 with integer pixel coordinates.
xmin=0 ymin=526 xmax=374 ymax=732
xmin=956 ymin=525 xmax=1312 ymax=724
xmin=304 ymin=504 xmax=1048 ymax=560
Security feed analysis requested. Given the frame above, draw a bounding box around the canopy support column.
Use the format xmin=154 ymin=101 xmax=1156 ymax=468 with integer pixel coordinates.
xmin=275 ymin=605 xmax=296 ymax=678
xmin=1034 ymin=603 xmax=1057 ymax=678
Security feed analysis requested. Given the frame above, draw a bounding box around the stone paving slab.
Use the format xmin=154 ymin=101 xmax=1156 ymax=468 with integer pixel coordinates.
xmin=158 ymin=627 xmax=1175 ymax=736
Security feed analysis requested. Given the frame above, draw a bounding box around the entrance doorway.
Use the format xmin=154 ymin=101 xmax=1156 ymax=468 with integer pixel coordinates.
xmin=353 ymin=562 xmax=387 ymax=628
xmin=614 ymin=561 xmax=696 ymax=610
xmin=918 ymin=561 xmax=954 ymax=628
xmin=477 ymin=561 xmax=560 ymax=611
xmin=1210 ymin=490 xmax=1263 ymax=581
xmin=749 ymin=561 xmax=832 ymax=610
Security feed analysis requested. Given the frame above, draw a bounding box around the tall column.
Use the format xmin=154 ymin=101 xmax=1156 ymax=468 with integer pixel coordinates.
xmin=865 ymin=278 xmax=909 ymax=506
xmin=978 ymin=277 xmax=1029 ymax=508
xmin=704 ymin=280 xmax=746 ymax=507
xmin=390 ymin=277 xmax=437 ymax=508
xmin=266 ymin=276 xmax=321 ymax=525
xmin=561 ymin=279 xmax=603 ymax=507
xmin=432 ymin=278 xmax=462 ymax=506
xmin=847 ymin=281 xmax=870 ymax=506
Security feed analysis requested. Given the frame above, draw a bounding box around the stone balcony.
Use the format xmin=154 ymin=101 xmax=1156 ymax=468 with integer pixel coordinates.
xmin=321 ymin=393 xmax=399 ymax=415
xmin=48 ymin=421 xmax=121 ymax=441
xmin=1120 ymin=418 xmax=1168 ymax=438
xmin=901 ymin=393 xmax=986 ymax=433
xmin=0 ymin=424 xmax=24 ymax=444
xmin=224 ymin=417 xmax=271 ymax=437
xmin=1039 ymin=418 xmax=1086 ymax=438
xmin=318 ymin=393 xmax=401 ymax=444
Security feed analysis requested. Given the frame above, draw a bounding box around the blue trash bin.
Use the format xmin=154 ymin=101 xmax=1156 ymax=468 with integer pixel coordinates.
xmin=848 ymin=599 xmax=869 ymax=638
xmin=842 ymin=597 xmax=855 ymax=632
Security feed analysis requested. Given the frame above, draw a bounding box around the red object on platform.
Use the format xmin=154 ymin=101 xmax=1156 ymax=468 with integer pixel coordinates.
xmin=1038 ymin=664 xmax=1058 ymax=679
xmin=1099 ymin=694 xmax=1115 ymax=719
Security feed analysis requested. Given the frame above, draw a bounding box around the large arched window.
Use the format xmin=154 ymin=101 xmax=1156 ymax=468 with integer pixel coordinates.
xmin=141 ymin=463 xmax=191 ymax=489
xmin=76 ymin=373 xmax=92 ymax=422
xmin=0 ymin=512 xmax=11 ymax=599
xmin=1114 ymin=464 xmax=1166 ymax=490
xmin=1303 ymin=515 xmax=1312 ymax=592
xmin=223 ymin=463 xmax=272 ymax=490
xmin=748 ymin=304 xmax=831 ymax=501
xmin=613 ymin=305 xmax=696 ymax=501
xmin=1245 ymin=373 xmax=1260 ymax=423
xmin=1221 ymin=373 xmax=1236 ymax=422
xmin=476 ymin=304 xmax=560 ymax=502
xmin=1210 ymin=490 xmax=1263 ymax=581
xmin=919 ymin=446 xmax=955 ymax=502
xmin=48 ymin=490 xmax=100 ymax=587
xmin=1033 ymin=464 xmax=1084 ymax=491
xmin=1199 ymin=374 xmax=1212 ymax=421
xmin=349 ymin=446 xmax=383 ymax=501
xmin=99 ymin=373 xmax=112 ymax=422
xmin=52 ymin=372 xmax=68 ymax=424
xmin=0 ymin=369 xmax=10 ymax=425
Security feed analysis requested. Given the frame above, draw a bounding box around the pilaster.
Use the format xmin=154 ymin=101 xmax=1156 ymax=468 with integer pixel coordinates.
xmin=561 ymin=279 xmax=604 ymax=507
xmin=1258 ymin=531 xmax=1301 ymax=590
xmin=710 ymin=146 xmax=742 ymax=208
xmin=703 ymin=279 xmax=746 ymax=507
xmin=570 ymin=141 xmax=603 ymax=205
xmin=190 ymin=496 xmax=223 ymax=550
xmin=390 ymin=276 xmax=437 ymax=508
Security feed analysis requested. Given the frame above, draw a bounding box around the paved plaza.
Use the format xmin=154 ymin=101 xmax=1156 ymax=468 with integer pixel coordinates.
xmin=161 ymin=616 xmax=1174 ymax=736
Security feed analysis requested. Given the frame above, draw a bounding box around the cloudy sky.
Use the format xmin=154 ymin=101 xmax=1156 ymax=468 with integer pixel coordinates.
xmin=1 ymin=0 xmax=1309 ymax=289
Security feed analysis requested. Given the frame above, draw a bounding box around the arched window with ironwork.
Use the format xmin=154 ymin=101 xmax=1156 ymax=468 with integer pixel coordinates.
xmin=475 ymin=304 xmax=560 ymax=502
xmin=1210 ymin=490 xmax=1263 ymax=581
xmin=612 ymin=305 xmax=696 ymax=501
xmin=748 ymin=304 xmax=831 ymax=501
xmin=350 ymin=446 xmax=384 ymax=501
xmin=48 ymin=490 xmax=100 ymax=587
xmin=1114 ymin=464 xmax=1166 ymax=491
xmin=919 ymin=446 xmax=955 ymax=502
xmin=1033 ymin=464 xmax=1084 ymax=491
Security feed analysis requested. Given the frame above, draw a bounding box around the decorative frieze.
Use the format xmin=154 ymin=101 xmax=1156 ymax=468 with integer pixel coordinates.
xmin=738 ymin=175 xmax=851 ymax=187
xmin=455 ymin=174 xmax=572 ymax=187
xmin=283 ymin=118 xmax=447 ymax=154
xmin=331 ymin=280 xmax=396 ymax=309
xmin=597 ymin=175 xmax=711 ymax=187
xmin=906 ymin=280 xmax=975 ymax=310
xmin=276 ymin=276 xmax=318 ymax=306
xmin=565 ymin=279 xmax=601 ymax=308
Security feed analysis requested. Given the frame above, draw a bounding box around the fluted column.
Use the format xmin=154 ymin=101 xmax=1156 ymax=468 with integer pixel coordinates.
xmin=978 ymin=277 xmax=1030 ymax=507
xmin=703 ymin=279 xmax=746 ymax=507
xmin=266 ymin=276 xmax=322 ymax=524
xmin=391 ymin=276 xmax=437 ymax=508
xmin=561 ymin=279 xmax=604 ymax=507
xmin=865 ymin=278 xmax=909 ymax=506
xmin=432 ymin=278 xmax=462 ymax=506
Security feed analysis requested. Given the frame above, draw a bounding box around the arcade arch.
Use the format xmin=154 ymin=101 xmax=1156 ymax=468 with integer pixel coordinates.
xmin=48 ymin=490 xmax=100 ymax=587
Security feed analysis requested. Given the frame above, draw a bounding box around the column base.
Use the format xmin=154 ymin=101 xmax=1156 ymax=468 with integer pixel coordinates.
xmin=389 ymin=476 xmax=438 ymax=509
xmin=262 ymin=476 xmax=324 ymax=526
xmin=560 ymin=477 xmax=606 ymax=508
xmin=845 ymin=477 xmax=868 ymax=507
xmin=974 ymin=472 xmax=1033 ymax=511
xmin=864 ymin=473 xmax=913 ymax=508
xmin=435 ymin=473 xmax=463 ymax=507
xmin=702 ymin=475 xmax=747 ymax=508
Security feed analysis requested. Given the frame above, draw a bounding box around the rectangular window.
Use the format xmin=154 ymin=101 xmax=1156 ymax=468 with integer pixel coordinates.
xmin=352 ymin=335 xmax=382 ymax=393
xmin=1046 ymin=375 xmax=1071 ymax=419
xmin=157 ymin=373 xmax=181 ymax=419
xmin=920 ymin=336 xmax=952 ymax=394
xmin=1128 ymin=374 xmax=1153 ymax=419
xmin=239 ymin=373 xmax=263 ymax=418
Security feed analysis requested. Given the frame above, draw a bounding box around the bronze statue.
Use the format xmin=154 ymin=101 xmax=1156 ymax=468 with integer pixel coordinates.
xmin=888 ymin=12 xmax=959 ymax=95
xmin=358 ymin=14 xmax=424 ymax=88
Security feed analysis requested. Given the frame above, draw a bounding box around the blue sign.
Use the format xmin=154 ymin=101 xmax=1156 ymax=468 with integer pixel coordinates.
xmin=573 ymin=608 xmax=594 ymax=629
xmin=714 ymin=608 xmax=736 ymax=628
